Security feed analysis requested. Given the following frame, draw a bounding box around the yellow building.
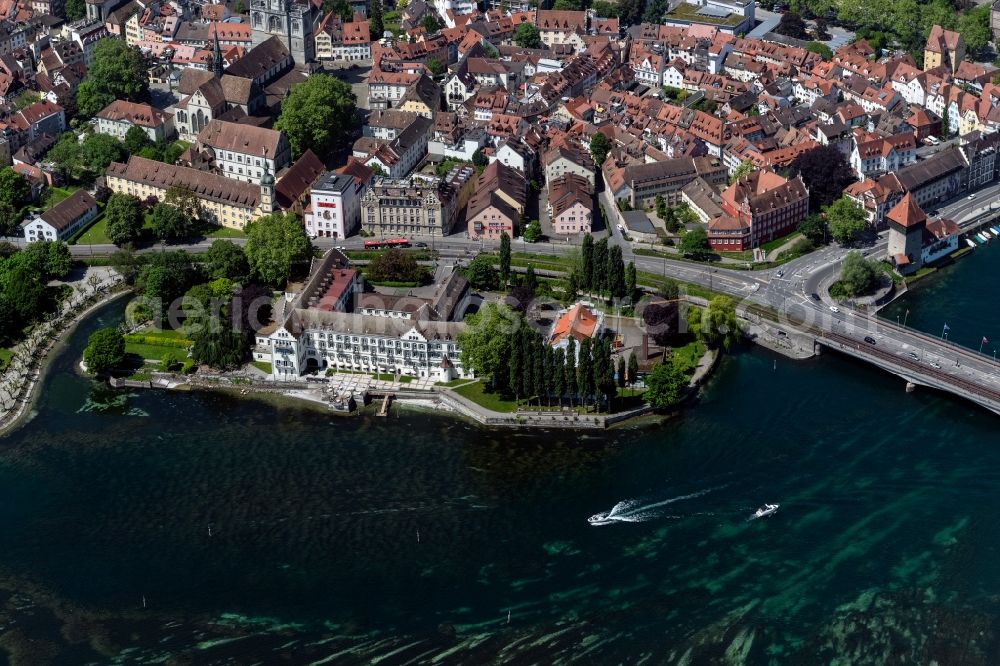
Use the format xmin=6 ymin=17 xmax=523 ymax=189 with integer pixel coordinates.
xmin=105 ymin=156 xmax=276 ymax=230
xmin=924 ymin=25 xmax=965 ymax=73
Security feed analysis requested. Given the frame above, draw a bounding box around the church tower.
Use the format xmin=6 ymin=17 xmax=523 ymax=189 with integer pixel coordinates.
xmin=249 ymin=0 xmax=316 ymax=64
xmin=259 ymin=157 xmax=276 ymax=214
xmin=212 ymin=32 xmax=224 ymax=79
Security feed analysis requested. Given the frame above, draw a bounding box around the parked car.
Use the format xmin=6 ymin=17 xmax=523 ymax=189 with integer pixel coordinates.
xmin=415 ymin=242 xmax=428 ymax=248
xmin=864 ymin=336 xmax=876 ymax=344
xmin=908 ymin=352 xmax=919 ymax=360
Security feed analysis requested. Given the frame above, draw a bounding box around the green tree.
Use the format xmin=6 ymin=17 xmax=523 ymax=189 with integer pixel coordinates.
xmin=421 ymin=14 xmax=441 ymax=33
xmin=472 ymin=149 xmax=488 ymax=169
xmin=81 ymin=133 xmax=127 ymax=176
xmin=45 ymin=132 xmax=82 ymax=180
xmin=457 ymin=302 xmax=519 ymax=384
xmin=76 ymin=39 xmax=149 ymax=117
xmin=565 ymin=337 xmax=577 ymax=406
xmin=645 ymin=360 xmax=687 ymax=410
xmin=805 ymin=41 xmax=833 ymax=59
xmin=577 ymin=337 xmax=593 ymax=409
xmin=616 ymin=355 xmax=626 ymax=391
xmin=0 ymin=202 xmax=19 ymax=237
xmin=22 ymin=240 xmax=72 ymax=279
xmin=589 ymin=132 xmax=611 ymax=167
xmin=508 ymin=326 xmax=524 ymax=402
xmin=564 ymin=269 xmax=579 ymax=303
xmin=150 ymin=202 xmax=193 ymax=241
xmin=110 ymin=247 xmax=141 ymax=284
xmin=580 ymin=233 xmax=594 ymax=291
xmin=370 ymin=0 xmax=384 ymax=38
xmin=625 ymin=260 xmax=637 ymax=302
xmin=465 ymin=253 xmax=498 ymax=290
xmin=243 ymin=213 xmax=312 ymax=287
xmin=680 ymin=227 xmax=711 ymax=257
xmin=499 ymin=231 xmax=511 ymax=289
xmin=958 ymin=5 xmax=991 ymax=56
xmin=525 ymin=264 xmax=537 ymax=292
xmin=425 ymin=57 xmax=445 ymax=76
xmin=0 ymin=167 xmax=29 ymax=210
xmin=367 ymin=248 xmax=426 ymax=283
xmin=839 ymin=251 xmax=883 ymax=296
xmin=592 ymin=237 xmax=608 ymax=294
xmin=65 ymin=0 xmax=85 ymax=19
xmin=627 ymin=350 xmax=639 ymax=389
xmin=191 ymin=319 xmax=249 ymax=369
xmin=532 ymin=335 xmax=544 ymax=405
xmin=553 ymin=346 xmax=566 ymax=405
xmin=775 ymin=11 xmax=810 ymax=39
xmin=825 ymin=196 xmax=868 ymax=245
xmin=162 ymin=141 xmax=186 ymax=165
xmin=274 ymin=75 xmax=358 ymax=158
xmin=84 ymin=327 xmax=125 ymax=374
xmin=105 ymin=193 xmax=144 ymax=247
xmin=699 ymin=296 xmax=741 ymax=350
xmin=729 ymin=159 xmax=755 ymax=184
xmin=523 ymin=219 xmax=542 ymax=242
xmin=553 ymin=0 xmax=580 ymax=8
xmin=164 ymin=185 xmax=201 ymax=222
xmin=940 ymin=105 xmax=951 ymax=138
xmin=123 ymin=126 xmax=151 ymax=154
xmin=234 ymin=0 xmax=246 ymax=12
xmin=608 ymin=245 xmax=626 ymax=298
xmin=798 ymin=213 xmax=829 ymax=245
xmin=513 ymin=22 xmax=541 ymax=48
xmin=204 ymin=239 xmax=250 ymax=282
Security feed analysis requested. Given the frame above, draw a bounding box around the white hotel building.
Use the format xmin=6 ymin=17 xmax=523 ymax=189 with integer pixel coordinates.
xmin=255 ymin=251 xmax=472 ymax=381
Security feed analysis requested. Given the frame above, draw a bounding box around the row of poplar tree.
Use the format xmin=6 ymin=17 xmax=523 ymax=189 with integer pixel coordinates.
xmin=494 ymin=326 xmax=641 ymax=411
xmin=496 ymin=232 xmax=637 ymax=302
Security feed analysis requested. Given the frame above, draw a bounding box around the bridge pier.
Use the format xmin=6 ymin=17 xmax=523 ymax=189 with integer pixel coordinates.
xmin=905 ymin=381 xmax=916 ymax=393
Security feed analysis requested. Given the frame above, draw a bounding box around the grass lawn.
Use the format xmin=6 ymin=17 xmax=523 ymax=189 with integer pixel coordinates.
xmin=204 ymin=225 xmax=246 ymax=238
xmin=452 ymin=380 xmax=518 ymax=412
xmin=0 ymin=348 xmax=10 ymax=372
xmin=671 ymin=339 xmax=706 ymax=373
xmin=436 ymin=377 xmax=476 ymax=387
xmin=762 ymin=232 xmax=802 ymax=254
xmin=42 ymin=185 xmax=80 ymax=210
xmin=125 ymin=327 xmax=193 ymax=362
xmin=125 ymin=343 xmax=186 ymax=362
xmin=71 ymin=213 xmax=110 ymax=245
xmin=251 ymin=360 xmax=272 ymax=374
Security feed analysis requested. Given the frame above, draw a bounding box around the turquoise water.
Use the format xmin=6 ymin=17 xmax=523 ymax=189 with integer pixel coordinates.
xmin=0 ymin=254 xmax=999 ymax=662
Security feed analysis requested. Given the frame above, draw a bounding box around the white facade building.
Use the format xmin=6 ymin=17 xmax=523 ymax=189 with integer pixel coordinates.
xmin=304 ymin=172 xmax=363 ymax=239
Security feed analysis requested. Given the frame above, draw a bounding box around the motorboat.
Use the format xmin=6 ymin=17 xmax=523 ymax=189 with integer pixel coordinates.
xmin=751 ymin=504 xmax=779 ymax=519
xmin=588 ymin=512 xmax=615 ymax=526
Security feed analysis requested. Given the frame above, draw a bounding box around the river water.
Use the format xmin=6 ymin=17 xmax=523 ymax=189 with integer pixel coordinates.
xmin=1 ymin=249 xmax=999 ymax=664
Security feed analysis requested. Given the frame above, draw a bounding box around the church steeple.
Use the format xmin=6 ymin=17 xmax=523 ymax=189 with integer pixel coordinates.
xmin=259 ymin=148 xmax=276 ymax=214
xmin=212 ymin=31 xmax=224 ymax=78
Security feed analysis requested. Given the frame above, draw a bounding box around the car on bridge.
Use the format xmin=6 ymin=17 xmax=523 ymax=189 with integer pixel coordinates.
xmin=864 ymin=336 xmax=876 ymax=344
xmin=829 ymin=305 xmax=840 ymax=313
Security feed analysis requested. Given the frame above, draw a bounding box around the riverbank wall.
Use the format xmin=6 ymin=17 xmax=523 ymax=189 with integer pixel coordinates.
xmin=0 ymin=279 xmax=127 ymax=437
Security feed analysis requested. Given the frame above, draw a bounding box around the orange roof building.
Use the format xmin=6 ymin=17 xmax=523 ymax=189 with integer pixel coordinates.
xmin=550 ymin=302 xmax=604 ymax=349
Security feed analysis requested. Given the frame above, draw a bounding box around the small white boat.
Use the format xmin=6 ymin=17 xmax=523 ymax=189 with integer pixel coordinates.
xmin=588 ymin=512 xmax=615 ymax=526
xmin=991 ymin=226 xmax=1000 ymax=235
xmin=991 ymin=229 xmax=999 ymax=237
xmin=751 ymin=504 xmax=779 ymax=520
xmin=967 ymin=238 xmax=978 ymax=248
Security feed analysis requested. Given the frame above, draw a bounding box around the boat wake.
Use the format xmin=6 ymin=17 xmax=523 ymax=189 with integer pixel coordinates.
xmin=588 ymin=486 xmax=725 ymax=526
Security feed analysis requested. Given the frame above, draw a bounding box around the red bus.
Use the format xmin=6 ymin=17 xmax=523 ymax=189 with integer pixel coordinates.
xmin=363 ymin=238 xmax=411 ymax=249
